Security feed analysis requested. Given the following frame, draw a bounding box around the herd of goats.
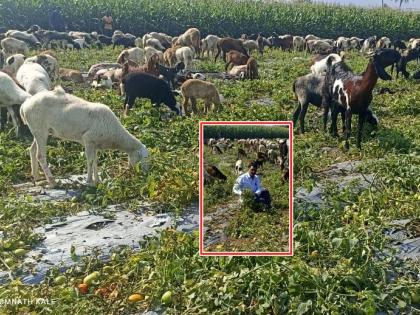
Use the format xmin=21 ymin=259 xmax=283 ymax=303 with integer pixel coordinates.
xmin=0 ymin=24 xmax=419 ymax=187
xmin=203 ymin=137 xmax=290 ymax=186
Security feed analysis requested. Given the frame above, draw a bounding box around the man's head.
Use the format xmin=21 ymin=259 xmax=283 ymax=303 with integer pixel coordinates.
xmin=248 ymin=161 xmax=258 ymax=178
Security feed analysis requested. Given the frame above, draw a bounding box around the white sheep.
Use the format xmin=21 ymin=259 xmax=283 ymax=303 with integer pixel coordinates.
xmin=1 ymin=37 xmax=29 ymax=55
xmin=293 ymin=36 xmax=305 ymax=51
xmin=0 ymin=71 xmax=31 ymax=136
xmin=16 ymin=62 xmax=52 ymax=95
xmin=6 ymin=30 xmax=40 ymax=47
xmin=175 ymin=46 xmax=195 ymax=70
xmin=134 ymin=37 xmax=143 ymax=48
xmin=3 ymin=54 xmax=26 ymax=74
xmin=201 ymin=35 xmax=220 ymax=58
xmin=25 ymin=54 xmax=59 ymax=81
xmin=310 ymin=53 xmax=342 ymax=75
xmin=145 ymin=38 xmax=165 ymax=51
xmin=20 ymin=86 xmax=149 ymax=187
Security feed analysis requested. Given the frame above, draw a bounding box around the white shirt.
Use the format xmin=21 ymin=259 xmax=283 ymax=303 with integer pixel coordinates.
xmin=233 ymin=172 xmax=262 ymax=198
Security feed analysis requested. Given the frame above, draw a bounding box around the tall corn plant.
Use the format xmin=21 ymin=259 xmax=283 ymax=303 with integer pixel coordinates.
xmin=1 ymin=0 xmax=419 ymax=39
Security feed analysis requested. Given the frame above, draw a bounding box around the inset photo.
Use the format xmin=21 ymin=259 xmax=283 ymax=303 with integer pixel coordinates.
xmin=199 ymin=121 xmax=293 ymax=256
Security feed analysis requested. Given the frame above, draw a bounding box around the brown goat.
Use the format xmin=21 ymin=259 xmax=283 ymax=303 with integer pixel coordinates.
xmin=176 ymin=28 xmax=201 ymax=56
xmin=59 ymin=68 xmax=84 ymax=83
xmin=121 ymin=54 xmax=159 ymax=79
xmin=215 ymin=37 xmax=249 ymax=62
xmin=246 ymin=57 xmax=258 ymax=79
xmin=163 ymin=45 xmax=181 ymax=67
xmin=225 ymin=50 xmax=249 ymax=71
xmin=180 ymin=79 xmax=221 ymax=115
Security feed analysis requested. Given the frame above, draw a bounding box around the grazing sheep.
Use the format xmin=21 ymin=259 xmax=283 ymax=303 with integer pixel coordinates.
xmin=246 ymin=57 xmax=259 ymax=80
xmin=310 ymin=53 xmax=342 ymax=75
xmin=16 ymin=62 xmax=52 ymax=95
xmin=117 ymin=47 xmax=145 ymax=65
xmin=305 ymin=35 xmax=320 ymax=42
xmin=242 ymin=40 xmax=260 ymax=55
xmin=349 ymin=37 xmax=364 ymax=50
xmin=235 ymin=160 xmax=244 ymax=175
xmin=25 ymin=54 xmax=59 ymax=81
xmin=201 ymin=35 xmax=220 ymax=58
xmin=5 ymin=30 xmax=40 ymax=48
xmin=3 ymin=54 xmax=25 ymax=74
xmin=215 ymin=37 xmax=249 ymax=62
xmin=59 ymin=68 xmax=84 ymax=83
xmin=293 ymin=36 xmax=305 ymax=51
xmin=122 ymin=71 xmax=181 ymax=116
xmin=145 ymin=38 xmax=165 ymax=51
xmin=0 ymin=71 xmax=31 ymax=136
xmin=312 ymin=40 xmax=336 ymax=54
xmin=1 ymin=37 xmax=29 ymax=55
xmin=175 ymin=46 xmax=195 ymax=70
xmin=20 ymin=86 xmax=149 ymax=187
xmin=237 ymin=148 xmax=247 ymax=159
xmin=267 ymin=149 xmax=278 ymax=164
xmin=112 ymin=33 xmax=136 ymax=49
xmin=180 ymin=79 xmax=220 ymax=115
xmin=258 ymin=144 xmax=267 ymax=154
xmin=88 ymin=63 xmax=122 ymax=78
xmin=176 ymin=28 xmax=201 ymax=56
xmin=225 ymin=50 xmax=249 ymax=71
xmin=360 ymin=36 xmax=377 ymax=54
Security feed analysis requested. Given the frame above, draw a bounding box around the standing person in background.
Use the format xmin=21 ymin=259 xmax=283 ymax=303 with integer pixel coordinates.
xmin=102 ymin=12 xmax=113 ymax=37
xmin=49 ymin=8 xmax=66 ymax=32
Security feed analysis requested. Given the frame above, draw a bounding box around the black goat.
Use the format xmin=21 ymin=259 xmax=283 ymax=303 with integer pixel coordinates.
xmin=157 ymin=62 xmax=185 ymax=89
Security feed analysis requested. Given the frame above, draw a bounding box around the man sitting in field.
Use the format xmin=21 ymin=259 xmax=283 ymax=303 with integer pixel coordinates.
xmin=233 ymin=161 xmax=271 ymax=209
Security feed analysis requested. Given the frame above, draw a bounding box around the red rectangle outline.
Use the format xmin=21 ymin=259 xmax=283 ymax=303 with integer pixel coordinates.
xmin=199 ymin=121 xmax=294 ymax=256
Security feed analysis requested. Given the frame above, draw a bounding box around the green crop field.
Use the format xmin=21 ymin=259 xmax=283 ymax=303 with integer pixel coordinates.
xmin=1 ymin=0 xmax=420 ymax=39
xmin=0 ymin=43 xmax=419 ymax=313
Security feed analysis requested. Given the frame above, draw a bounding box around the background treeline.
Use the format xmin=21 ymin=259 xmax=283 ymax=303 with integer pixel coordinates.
xmin=203 ymin=125 xmax=289 ymax=140
xmin=0 ymin=0 xmax=419 ymax=39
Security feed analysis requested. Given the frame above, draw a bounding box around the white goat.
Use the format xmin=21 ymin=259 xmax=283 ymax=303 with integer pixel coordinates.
xmin=3 ymin=54 xmax=26 ymax=74
xmin=1 ymin=37 xmax=29 ymax=55
xmin=117 ymin=47 xmax=145 ymax=65
xmin=20 ymin=87 xmax=149 ymax=187
xmin=0 ymin=71 xmax=31 ymax=136
xmin=235 ymin=160 xmax=243 ymax=175
xmin=201 ymin=35 xmax=220 ymax=58
xmin=176 ymin=46 xmax=195 ymax=70
xmin=310 ymin=53 xmax=342 ymax=75
xmin=16 ymin=62 xmax=52 ymax=95
xmin=145 ymin=38 xmax=165 ymax=51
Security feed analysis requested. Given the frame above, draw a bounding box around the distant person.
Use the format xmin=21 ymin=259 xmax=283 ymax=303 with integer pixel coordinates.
xmin=102 ymin=12 xmax=113 ymax=37
xmin=49 ymin=8 xmax=66 ymax=32
xmin=233 ymin=161 xmax=271 ymax=209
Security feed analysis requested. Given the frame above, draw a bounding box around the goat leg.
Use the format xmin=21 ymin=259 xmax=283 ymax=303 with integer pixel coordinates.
xmin=344 ymin=109 xmax=352 ymax=151
xmin=292 ymin=102 xmax=301 ymax=127
xmin=0 ymin=107 xmax=7 ymax=131
xmin=356 ymin=112 xmax=366 ymax=150
xmin=299 ymin=102 xmax=309 ymax=134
